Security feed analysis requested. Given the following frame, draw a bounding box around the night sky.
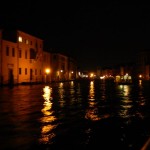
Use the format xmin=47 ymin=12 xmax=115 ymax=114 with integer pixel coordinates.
xmin=0 ymin=1 xmax=150 ymax=70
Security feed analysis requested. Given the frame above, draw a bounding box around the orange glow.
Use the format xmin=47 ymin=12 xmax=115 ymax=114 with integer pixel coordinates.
xmin=39 ymin=86 xmax=57 ymax=144
xmin=89 ymin=81 xmax=95 ymax=101
xmin=39 ymin=124 xmax=56 ymax=144
xmin=45 ymin=68 xmax=50 ymax=74
xmin=90 ymin=73 xmax=94 ymax=78
xmin=85 ymin=108 xmax=110 ymax=121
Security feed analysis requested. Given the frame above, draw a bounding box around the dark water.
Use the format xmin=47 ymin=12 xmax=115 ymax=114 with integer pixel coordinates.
xmin=0 ymin=80 xmax=150 ymax=150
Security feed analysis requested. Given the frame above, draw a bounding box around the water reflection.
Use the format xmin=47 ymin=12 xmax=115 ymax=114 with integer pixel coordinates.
xmin=119 ymin=85 xmax=130 ymax=97
xmin=118 ymin=85 xmax=145 ymax=123
xmin=89 ymin=81 xmax=95 ymax=102
xmin=118 ymin=85 xmax=133 ymax=121
xmin=58 ymin=82 xmax=65 ymax=107
xmin=85 ymin=81 xmax=100 ymax=121
xmin=0 ymin=81 xmax=149 ymax=149
xmin=39 ymin=86 xmax=57 ymax=144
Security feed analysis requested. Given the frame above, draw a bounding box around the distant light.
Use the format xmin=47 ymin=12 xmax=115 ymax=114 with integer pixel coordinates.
xmin=45 ymin=68 xmax=50 ymax=74
xmin=90 ymin=73 xmax=94 ymax=78
xmin=100 ymin=76 xmax=105 ymax=79
xmin=18 ymin=36 xmax=22 ymax=42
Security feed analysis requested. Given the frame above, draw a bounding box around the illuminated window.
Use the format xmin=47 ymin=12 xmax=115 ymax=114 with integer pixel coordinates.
xmin=25 ymin=39 xmax=29 ymax=44
xmin=18 ymin=36 xmax=22 ymax=42
xmin=6 ymin=46 xmax=9 ymax=56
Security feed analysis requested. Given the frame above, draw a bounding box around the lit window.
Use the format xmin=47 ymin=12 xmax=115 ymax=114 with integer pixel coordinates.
xmin=25 ymin=39 xmax=29 ymax=44
xmin=18 ymin=36 xmax=22 ymax=42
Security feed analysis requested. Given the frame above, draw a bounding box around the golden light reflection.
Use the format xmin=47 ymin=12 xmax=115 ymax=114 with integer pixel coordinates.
xmin=42 ymin=86 xmax=52 ymax=102
xmin=41 ymin=125 xmax=57 ymax=134
xmin=119 ymin=85 xmax=130 ymax=96
xmin=139 ymin=80 xmax=142 ymax=86
xmin=85 ymin=108 xmax=110 ymax=121
xmin=118 ymin=84 xmax=133 ymax=122
xmin=85 ymin=81 xmax=101 ymax=121
xmin=39 ymin=86 xmax=57 ymax=144
xmin=118 ymin=84 xmax=145 ymax=122
xmin=85 ymin=108 xmax=99 ymax=121
xmin=59 ymin=82 xmax=63 ymax=88
xmin=119 ymin=101 xmax=132 ymax=119
xmin=89 ymin=81 xmax=95 ymax=101
xmin=70 ymin=81 xmax=76 ymax=104
xmin=70 ymin=81 xmax=74 ymax=87
xmin=39 ymin=124 xmax=56 ymax=144
xmin=58 ymin=82 xmax=65 ymax=107
xmin=118 ymin=85 xmax=132 ymax=119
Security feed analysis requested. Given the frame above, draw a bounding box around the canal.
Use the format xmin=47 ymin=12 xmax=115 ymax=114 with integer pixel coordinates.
xmin=0 ymin=80 xmax=150 ymax=150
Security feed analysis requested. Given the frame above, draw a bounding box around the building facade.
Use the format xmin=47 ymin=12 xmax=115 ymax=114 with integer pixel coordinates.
xmin=0 ymin=29 xmax=77 ymax=86
xmin=51 ymin=53 xmax=69 ymax=81
xmin=137 ymin=49 xmax=150 ymax=80
xmin=0 ymin=30 xmax=44 ymax=85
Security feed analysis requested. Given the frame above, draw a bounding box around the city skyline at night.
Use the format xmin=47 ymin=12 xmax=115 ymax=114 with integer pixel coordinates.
xmin=1 ymin=1 xmax=150 ymax=70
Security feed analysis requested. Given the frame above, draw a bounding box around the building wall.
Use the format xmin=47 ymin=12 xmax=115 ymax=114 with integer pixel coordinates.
xmin=0 ymin=30 xmax=2 ymax=85
xmin=17 ymin=31 xmax=44 ymax=83
xmin=1 ymin=40 xmax=18 ymax=84
xmin=51 ymin=53 xmax=69 ymax=81
xmin=43 ymin=51 xmax=51 ymax=83
xmin=0 ymin=30 xmax=44 ymax=85
xmin=68 ymin=57 xmax=77 ymax=80
xmin=137 ymin=49 xmax=150 ymax=80
xmin=0 ymin=30 xmax=77 ymax=85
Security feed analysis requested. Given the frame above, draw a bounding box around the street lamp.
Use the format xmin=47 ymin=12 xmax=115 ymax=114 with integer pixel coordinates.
xmin=45 ymin=68 xmax=50 ymax=83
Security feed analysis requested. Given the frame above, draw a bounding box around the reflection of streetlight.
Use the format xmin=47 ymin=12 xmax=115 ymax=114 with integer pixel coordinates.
xmin=40 ymin=86 xmax=57 ymax=144
xmin=45 ymin=68 xmax=50 ymax=83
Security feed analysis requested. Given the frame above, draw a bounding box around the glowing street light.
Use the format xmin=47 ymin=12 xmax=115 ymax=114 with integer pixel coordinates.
xmin=45 ymin=69 xmax=50 ymax=74
xmin=45 ymin=68 xmax=51 ymax=83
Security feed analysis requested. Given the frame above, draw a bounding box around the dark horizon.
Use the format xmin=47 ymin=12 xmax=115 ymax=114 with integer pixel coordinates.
xmin=1 ymin=1 xmax=150 ymax=70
